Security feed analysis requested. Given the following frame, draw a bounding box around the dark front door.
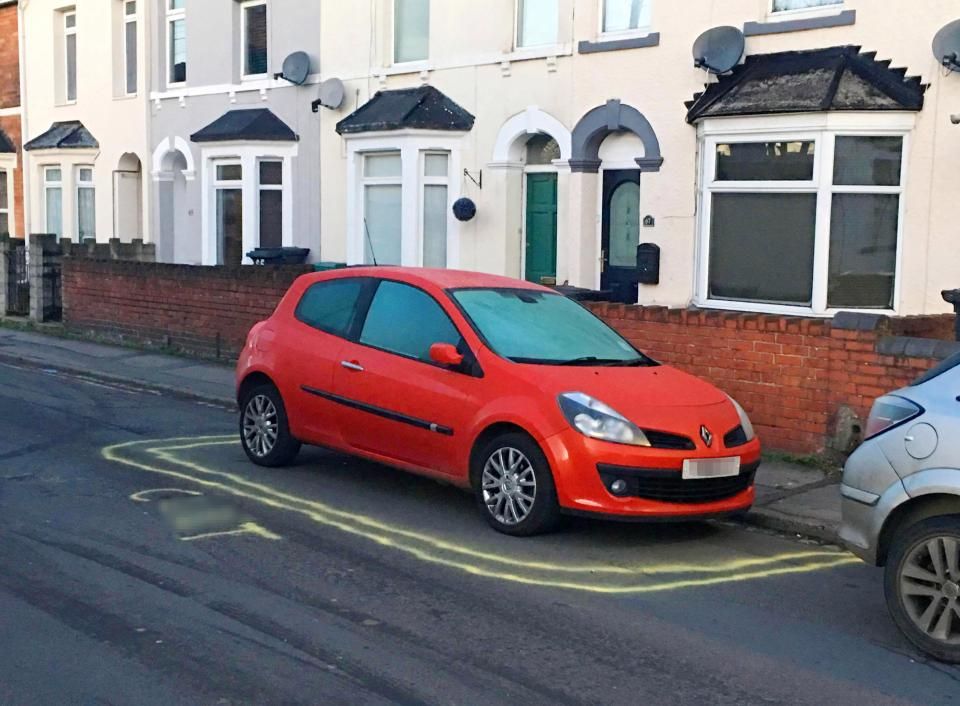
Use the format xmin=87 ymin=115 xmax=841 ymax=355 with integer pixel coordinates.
xmin=524 ymin=173 xmax=558 ymax=285
xmin=601 ymin=170 xmax=641 ymax=303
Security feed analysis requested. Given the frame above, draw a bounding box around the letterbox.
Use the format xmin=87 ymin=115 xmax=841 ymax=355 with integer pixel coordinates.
xmin=637 ymin=243 xmax=660 ymax=285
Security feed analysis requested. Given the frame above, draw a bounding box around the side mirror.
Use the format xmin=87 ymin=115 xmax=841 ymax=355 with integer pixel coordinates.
xmin=429 ymin=342 xmax=464 ymax=368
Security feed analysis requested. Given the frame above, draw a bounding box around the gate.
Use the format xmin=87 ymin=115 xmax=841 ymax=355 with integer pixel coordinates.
xmin=43 ymin=261 xmax=62 ymax=321
xmin=5 ymin=241 xmax=29 ymax=316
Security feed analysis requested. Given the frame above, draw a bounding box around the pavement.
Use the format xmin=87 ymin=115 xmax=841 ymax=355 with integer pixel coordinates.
xmin=0 ymin=323 xmax=843 ymax=543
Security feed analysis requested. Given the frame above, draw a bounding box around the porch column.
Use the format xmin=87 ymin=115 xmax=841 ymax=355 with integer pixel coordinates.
xmin=553 ymin=162 xmax=572 ymax=286
xmin=484 ymin=161 xmax=523 ymax=278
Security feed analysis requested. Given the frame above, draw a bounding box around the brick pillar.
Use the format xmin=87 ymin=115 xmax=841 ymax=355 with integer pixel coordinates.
xmin=28 ymin=233 xmax=60 ymax=322
xmin=0 ymin=235 xmax=9 ymax=315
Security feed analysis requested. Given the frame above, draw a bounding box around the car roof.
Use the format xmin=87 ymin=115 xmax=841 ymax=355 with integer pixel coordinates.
xmin=314 ymin=266 xmax=553 ymax=292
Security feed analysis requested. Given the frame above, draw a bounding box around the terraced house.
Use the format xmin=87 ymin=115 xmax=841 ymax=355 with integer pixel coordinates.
xmin=14 ymin=0 xmax=960 ymax=320
xmin=0 ymin=0 xmax=23 ymax=238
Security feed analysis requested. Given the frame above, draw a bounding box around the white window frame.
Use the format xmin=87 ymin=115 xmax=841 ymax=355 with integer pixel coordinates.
xmin=64 ymin=10 xmax=77 ymax=104
xmin=419 ymin=151 xmax=450 ymax=268
xmin=515 ymin=0 xmax=559 ymax=51
xmin=240 ymin=0 xmax=269 ymax=80
xmin=767 ymin=0 xmax=844 ymax=22
xmin=256 ymin=158 xmax=283 ymax=248
xmin=123 ymin=0 xmax=137 ymax=96
xmin=392 ymin=0 xmax=430 ymax=67
xmin=76 ymin=165 xmax=96 ymax=242
xmin=345 ymin=133 xmax=462 ymax=269
xmin=360 ymin=151 xmax=403 ymax=265
xmin=166 ymin=0 xmax=186 ymax=87
xmin=43 ymin=166 xmax=64 ymax=237
xmin=0 ymin=168 xmax=11 ymax=236
xmin=598 ymin=0 xmax=652 ymax=39
xmin=198 ymin=143 xmax=297 ymax=266
xmin=695 ymin=113 xmax=913 ymax=317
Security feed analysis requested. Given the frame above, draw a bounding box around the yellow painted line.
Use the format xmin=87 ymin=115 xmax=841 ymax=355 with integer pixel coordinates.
xmin=181 ymin=522 xmax=281 ymax=542
xmin=102 ymin=437 xmax=861 ymax=594
xmin=130 ymin=488 xmax=203 ymax=503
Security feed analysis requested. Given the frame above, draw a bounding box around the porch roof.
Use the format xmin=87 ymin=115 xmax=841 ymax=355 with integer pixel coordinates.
xmin=191 ymin=109 xmax=299 ymax=143
xmin=24 ymin=121 xmax=99 ymax=151
xmin=335 ymin=85 xmax=475 ymax=135
xmin=686 ymin=46 xmax=926 ymax=123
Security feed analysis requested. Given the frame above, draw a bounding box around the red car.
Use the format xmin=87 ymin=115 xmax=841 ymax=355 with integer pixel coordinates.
xmin=236 ymin=268 xmax=761 ymax=535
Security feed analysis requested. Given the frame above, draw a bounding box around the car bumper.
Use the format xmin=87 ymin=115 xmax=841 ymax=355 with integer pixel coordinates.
xmin=542 ymin=427 xmax=761 ymax=519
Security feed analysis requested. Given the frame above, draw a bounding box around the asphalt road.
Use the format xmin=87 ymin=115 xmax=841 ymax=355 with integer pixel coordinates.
xmin=1 ymin=361 xmax=959 ymax=706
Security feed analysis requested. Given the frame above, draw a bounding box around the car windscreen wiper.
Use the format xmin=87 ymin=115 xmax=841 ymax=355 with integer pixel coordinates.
xmin=556 ymin=356 xmax=655 ymax=367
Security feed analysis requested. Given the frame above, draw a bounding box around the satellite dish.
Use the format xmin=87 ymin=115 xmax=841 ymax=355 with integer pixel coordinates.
xmin=933 ymin=19 xmax=960 ymax=72
xmin=316 ymin=78 xmax=345 ymax=110
xmin=692 ymin=26 xmax=745 ymax=74
xmin=278 ymin=51 xmax=311 ymax=86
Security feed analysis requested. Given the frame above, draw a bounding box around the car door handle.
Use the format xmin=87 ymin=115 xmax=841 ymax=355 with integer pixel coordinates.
xmin=340 ymin=360 xmax=364 ymax=372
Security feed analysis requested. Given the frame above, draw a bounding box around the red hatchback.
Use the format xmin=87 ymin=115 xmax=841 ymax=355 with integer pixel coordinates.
xmin=236 ymin=268 xmax=761 ymax=535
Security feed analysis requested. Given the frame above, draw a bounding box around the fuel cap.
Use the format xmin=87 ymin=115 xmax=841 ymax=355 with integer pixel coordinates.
xmin=904 ymin=422 xmax=938 ymax=460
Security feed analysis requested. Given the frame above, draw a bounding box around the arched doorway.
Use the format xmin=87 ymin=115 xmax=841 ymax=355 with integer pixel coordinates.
xmin=152 ymin=137 xmax=196 ymax=263
xmin=114 ymin=152 xmax=142 ymax=240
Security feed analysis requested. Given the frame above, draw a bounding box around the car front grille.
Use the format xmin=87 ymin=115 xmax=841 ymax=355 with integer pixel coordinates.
xmin=643 ymin=430 xmax=696 ymax=451
xmin=597 ymin=462 xmax=759 ymax=504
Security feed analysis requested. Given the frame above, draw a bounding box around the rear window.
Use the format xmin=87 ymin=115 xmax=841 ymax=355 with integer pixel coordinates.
xmin=912 ymin=351 xmax=960 ymax=386
xmin=295 ymin=278 xmax=365 ymax=337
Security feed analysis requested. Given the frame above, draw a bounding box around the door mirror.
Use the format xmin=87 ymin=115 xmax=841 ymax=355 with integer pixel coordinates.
xmin=429 ymin=343 xmax=464 ymax=368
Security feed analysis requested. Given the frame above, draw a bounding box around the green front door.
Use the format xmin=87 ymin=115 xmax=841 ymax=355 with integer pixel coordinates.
xmin=524 ymin=173 xmax=558 ymax=284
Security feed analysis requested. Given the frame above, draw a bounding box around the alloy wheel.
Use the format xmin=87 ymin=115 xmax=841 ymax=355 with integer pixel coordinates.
xmin=242 ymin=394 xmax=279 ymax=458
xmin=481 ymin=447 xmax=537 ymax=526
xmin=899 ymin=535 xmax=960 ymax=644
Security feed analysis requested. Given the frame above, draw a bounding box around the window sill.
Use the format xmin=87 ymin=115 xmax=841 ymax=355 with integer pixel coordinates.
xmin=382 ymin=61 xmax=432 ymax=77
xmin=695 ymin=297 xmax=896 ymax=318
xmin=744 ymin=9 xmax=855 ymax=36
xmin=579 ymin=32 xmax=660 ymax=54
xmin=504 ymin=44 xmax=573 ymax=63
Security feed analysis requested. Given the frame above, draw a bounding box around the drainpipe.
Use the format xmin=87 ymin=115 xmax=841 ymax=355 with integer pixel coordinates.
xmin=18 ymin=0 xmax=30 ymax=239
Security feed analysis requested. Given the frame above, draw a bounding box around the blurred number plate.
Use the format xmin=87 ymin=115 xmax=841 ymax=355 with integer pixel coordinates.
xmin=682 ymin=457 xmax=740 ymax=480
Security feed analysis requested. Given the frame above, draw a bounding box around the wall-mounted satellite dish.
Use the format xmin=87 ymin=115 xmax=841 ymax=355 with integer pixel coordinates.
xmin=276 ymin=51 xmax=311 ymax=85
xmin=692 ymin=26 xmax=745 ymax=74
xmin=933 ymin=19 xmax=960 ymax=72
xmin=316 ymin=78 xmax=345 ymax=110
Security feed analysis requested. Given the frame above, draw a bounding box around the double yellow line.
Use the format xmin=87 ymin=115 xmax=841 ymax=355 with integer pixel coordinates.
xmin=104 ymin=436 xmax=859 ymax=594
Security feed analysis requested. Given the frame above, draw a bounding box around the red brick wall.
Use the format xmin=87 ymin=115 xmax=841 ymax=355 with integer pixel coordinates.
xmin=0 ymin=4 xmax=22 ymax=237
xmin=891 ymin=315 xmax=955 ymax=341
xmin=62 ymin=259 xmax=311 ymax=359
xmin=589 ymin=304 xmax=948 ymax=454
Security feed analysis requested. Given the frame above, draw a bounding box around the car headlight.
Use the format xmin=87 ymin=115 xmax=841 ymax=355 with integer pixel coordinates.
xmin=864 ymin=395 xmax=923 ymax=439
xmin=728 ymin=396 xmax=756 ymax=442
xmin=558 ymin=392 xmax=651 ymax=447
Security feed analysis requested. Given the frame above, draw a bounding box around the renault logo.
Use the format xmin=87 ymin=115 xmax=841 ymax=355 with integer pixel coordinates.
xmin=700 ymin=425 xmax=714 ymax=448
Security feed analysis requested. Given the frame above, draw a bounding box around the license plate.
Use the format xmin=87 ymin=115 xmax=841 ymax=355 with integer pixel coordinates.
xmin=682 ymin=457 xmax=741 ymax=480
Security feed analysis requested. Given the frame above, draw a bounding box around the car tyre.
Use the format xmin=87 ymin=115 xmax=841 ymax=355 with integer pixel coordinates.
xmin=474 ymin=432 xmax=561 ymax=537
xmin=239 ymin=383 xmax=301 ymax=468
xmin=884 ymin=515 xmax=960 ymax=664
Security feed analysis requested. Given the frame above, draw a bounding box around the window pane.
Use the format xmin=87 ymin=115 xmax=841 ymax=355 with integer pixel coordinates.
xmin=518 ymin=0 xmax=558 ymax=47
xmin=79 ymin=167 xmax=93 ymax=182
xmin=833 ymin=136 xmax=903 ymax=187
xmin=716 ymin=141 xmax=815 ymax=181
xmin=828 ymin=193 xmax=899 ymax=309
xmin=361 ymin=281 xmax=461 ymax=361
xmin=65 ymin=13 xmax=76 ymax=29
xmin=525 ymin=134 xmax=560 ymax=165
xmin=216 ymin=164 xmax=242 ymax=181
xmin=709 ymin=193 xmax=817 ymax=305
xmin=170 ymin=18 xmax=186 ymax=82
xmin=609 ymin=181 xmax=640 ymax=267
xmin=170 ymin=0 xmax=185 ymax=9
xmin=46 ymin=188 xmax=62 ymax=238
xmin=0 ymin=170 xmax=8 ymax=209
xmin=423 ymin=153 xmax=448 ymax=177
xmin=259 ymin=190 xmax=282 ymax=249
xmin=66 ymin=33 xmax=77 ymax=101
xmin=78 ymin=188 xmax=96 ymax=241
xmin=423 ymin=185 xmax=447 ymax=268
xmin=244 ymin=3 xmax=268 ymax=75
xmin=603 ymin=0 xmax=649 ymax=32
xmin=364 ymin=152 xmax=401 ymax=178
xmin=125 ymin=2 xmax=137 ymax=16
xmin=394 ymin=0 xmax=429 ymax=63
xmin=773 ymin=0 xmax=842 ymax=10
xmin=125 ymin=18 xmax=137 ymax=94
xmin=0 ymin=213 xmax=8 ymax=236
xmin=46 ymin=168 xmax=62 ymax=183
xmin=216 ymin=188 xmax=243 ymax=267
xmin=296 ymin=279 xmax=365 ymax=337
xmin=363 ymin=185 xmax=402 ymax=265
xmin=259 ymin=160 xmax=282 ymax=185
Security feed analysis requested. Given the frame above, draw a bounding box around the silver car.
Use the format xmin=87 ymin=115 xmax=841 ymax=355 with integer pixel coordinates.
xmin=840 ymin=352 xmax=960 ymax=663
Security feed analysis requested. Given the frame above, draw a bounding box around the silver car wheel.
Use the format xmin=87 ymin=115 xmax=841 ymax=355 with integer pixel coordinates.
xmin=481 ymin=447 xmax=537 ymax=526
xmin=899 ymin=535 xmax=960 ymax=645
xmin=242 ymin=394 xmax=279 ymax=458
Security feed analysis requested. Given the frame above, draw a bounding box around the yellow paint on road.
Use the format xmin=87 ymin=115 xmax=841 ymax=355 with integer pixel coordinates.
xmin=180 ymin=521 xmax=282 ymax=542
xmin=103 ymin=436 xmax=861 ymax=594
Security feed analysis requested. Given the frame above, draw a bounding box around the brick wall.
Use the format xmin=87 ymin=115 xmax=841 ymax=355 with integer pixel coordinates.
xmin=0 ymin=3 xmax=22 ymax=238
xmin=62 ymin=259 xmax=311 ymax=359
xmin=589 ymin=304 xmax=959 ymax=454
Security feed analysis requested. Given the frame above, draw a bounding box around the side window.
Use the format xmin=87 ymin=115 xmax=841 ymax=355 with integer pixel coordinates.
xmin=295 ymin=278 xmax=365 ymax=337
xmin=360 ymin=280 xmax=461 ymax=362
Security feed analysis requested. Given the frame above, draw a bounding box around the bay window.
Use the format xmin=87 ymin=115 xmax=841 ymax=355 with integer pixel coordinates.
xmin=421 ymin=153 xmax=448 ymax=268
xmin=362 ymin=152 xmax=403 ymax=265
xmin=77 ymin=166 xmax=96 ymax=241
xmin=394 ymin=0 xmax=429 ymax=64
xmin=700 ymin=125 xmax=907 ymax=314
xmin=602 ymin=0 xmax=651 ymax=35
xmin=44 ymin=167 xmax=63 ymax=239
xmin=517 ymin=0 xmax=558 ymax=49
xmin=258 ymin=160 xmax=282 ymax=249
xmin=0 ymin=169 xmax=9 ymax=236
